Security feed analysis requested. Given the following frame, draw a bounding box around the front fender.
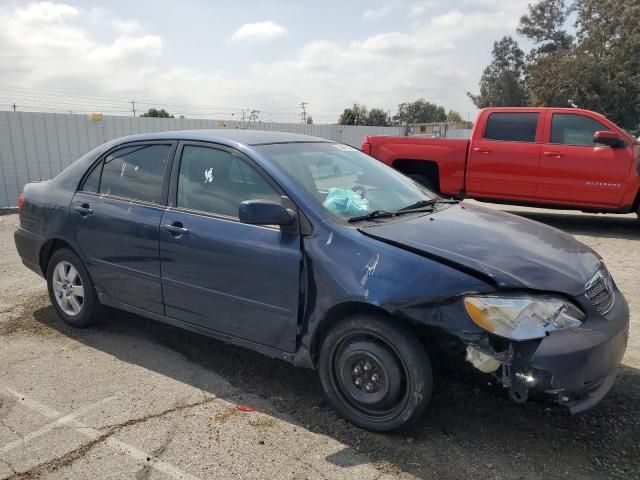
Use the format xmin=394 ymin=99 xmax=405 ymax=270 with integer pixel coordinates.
xmin=295 ymin=221 xmax=493 ymax=367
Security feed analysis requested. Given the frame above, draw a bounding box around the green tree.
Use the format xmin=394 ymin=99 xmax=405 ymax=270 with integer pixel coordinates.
xmin=517 ymin=0 xmax=573 ymax=57
xmin=446 ymin=110 xmax=464 ymax=123
xmin=570 ymin=0 xmax=640 ymax=130
xmin=517 ymin=0 xmax=576 ymax=107
xmin=140 ymin=108 xmax=174 ymax=118
xmin=468 ymin=36 xmax=529 ymax=108
xmin=306 ymin=115 xmax=313 ymax=124
xmin=338 ymin=104 xmax=368 ymax=125
xmin=392 ymin=99 xmax=446 ymax=126
xmin=518 ymin=0 xmax=640 ymax=130
xmin=367 ymin=108 xmax=390 ymax=126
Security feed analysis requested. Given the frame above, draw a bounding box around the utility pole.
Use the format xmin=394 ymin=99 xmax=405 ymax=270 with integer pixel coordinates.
xmin=131 ymin=100 xmax=136 ymax=117
xmin=241 ymin=109 xmax=260 ymax=129
xmin=299 ymin=102 xmax=308 ymax=124
xmin=249 ymin=109 xmax=260 ymax=127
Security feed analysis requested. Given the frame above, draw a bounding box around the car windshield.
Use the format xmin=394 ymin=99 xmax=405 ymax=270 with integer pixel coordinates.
xmin=255 ymin=142 xmax=436 ymax=221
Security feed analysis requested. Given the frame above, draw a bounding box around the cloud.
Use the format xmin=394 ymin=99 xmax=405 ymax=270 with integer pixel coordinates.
xmin=363 ymin=5 xmax=395 ymax=19
xmin=0 ymin=1 xmax=531 ymax=121
xmin=229 ymin=20 xmax=286 ymax=43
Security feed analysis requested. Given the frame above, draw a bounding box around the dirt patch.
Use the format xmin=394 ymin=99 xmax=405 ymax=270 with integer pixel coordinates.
xmin=0 ymin=293 xmax=54 ymax=337
xmin=213 ymin=407 xmax=239 ymax=424
xmin=248 ymin=416 xmax=277 ymax=429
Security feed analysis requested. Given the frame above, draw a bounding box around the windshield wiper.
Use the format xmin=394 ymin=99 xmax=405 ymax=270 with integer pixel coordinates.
xmin=397 ymin=199 xmax=436 ymax=211
xmin=397 ymin=198 xmax=459 ymax=212
xmin=347 ymin=210 xmax=395 ymax=223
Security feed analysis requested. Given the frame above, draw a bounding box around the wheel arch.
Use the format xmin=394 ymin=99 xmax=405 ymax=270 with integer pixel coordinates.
xmin=39 ymin=238 xmax=80 ymax=277
xmin=309 ymin=301 xmax=418 ymax=367
xmin=391 ymin=159 xmax=440 ymax=192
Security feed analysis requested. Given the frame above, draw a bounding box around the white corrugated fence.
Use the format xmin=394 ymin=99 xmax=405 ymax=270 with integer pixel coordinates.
xmin=0 ymin=111 xmax=406 ymax=208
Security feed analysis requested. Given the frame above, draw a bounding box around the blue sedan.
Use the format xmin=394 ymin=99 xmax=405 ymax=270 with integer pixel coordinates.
xmin=14 ymin=130 xmax=629 ymax=431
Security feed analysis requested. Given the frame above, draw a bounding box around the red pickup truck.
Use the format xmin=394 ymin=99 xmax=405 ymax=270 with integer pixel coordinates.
xmin=362 ymin=107 xmax=640 ymax=217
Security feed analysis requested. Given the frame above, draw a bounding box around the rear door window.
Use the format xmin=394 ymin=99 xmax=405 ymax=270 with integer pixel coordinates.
xmin=99 ymin=145 xmax=171 ymax=203
xmin=483 ymin=112 xmax=539 ymax=142
xmin=176 ymin=145 xmax=281 ymax=218
xmin=550 ymin=113 xmax=608 ymax=146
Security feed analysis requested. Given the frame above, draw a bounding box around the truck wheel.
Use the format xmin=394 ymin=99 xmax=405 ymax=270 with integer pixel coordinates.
xmin=47 ymin=248 xmax=103 ymax=328
xmin=408 ymin=173 xmax=436 ymax=192
xmin=318 ymin=314 xmax=432 ymax=431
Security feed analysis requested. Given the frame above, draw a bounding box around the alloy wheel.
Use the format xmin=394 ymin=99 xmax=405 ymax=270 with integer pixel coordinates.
xmin=51 ymin=260 xmax=85 ymax=316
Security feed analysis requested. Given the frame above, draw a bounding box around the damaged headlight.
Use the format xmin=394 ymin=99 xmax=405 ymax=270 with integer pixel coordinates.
xmin=464 ymin=295 xmax=584 ymax=341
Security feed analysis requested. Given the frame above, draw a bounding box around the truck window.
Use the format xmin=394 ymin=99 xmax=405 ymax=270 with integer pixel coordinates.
xmin=550 ymin=113 xmax=608 ymax=146
xmin=483 ymin=112 xmax=539 ymax=142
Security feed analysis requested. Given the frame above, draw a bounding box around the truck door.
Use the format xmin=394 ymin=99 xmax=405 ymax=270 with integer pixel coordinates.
xmin=536 ymin=112 xmax=631 ymax=207
xmin=466 ymin=111 xmax=541 ymax=199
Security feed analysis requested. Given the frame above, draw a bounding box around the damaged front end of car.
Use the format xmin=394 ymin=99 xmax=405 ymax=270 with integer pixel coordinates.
xmin=457 ymin=285 xmax=629 ymax=413
xmin=398 ymin=273 xmax=628 ymax=414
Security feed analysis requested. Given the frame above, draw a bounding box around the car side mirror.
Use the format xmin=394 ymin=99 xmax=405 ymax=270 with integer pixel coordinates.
xmin=239 ymin=200 xmax=296 ymax=226
xmin=593 ymin=131 xmax=625 ymax=148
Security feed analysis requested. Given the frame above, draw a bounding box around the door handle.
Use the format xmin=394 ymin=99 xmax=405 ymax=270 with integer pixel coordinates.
xmin=73 ymin=204 xmax=93 ymax=216
xmin=543 ymin=151 xmax=564 ymax=158
xmin=473 ymin=147 xmax=491 ymax=154
xmin=162 ymin=223 xmax=189 ymax=236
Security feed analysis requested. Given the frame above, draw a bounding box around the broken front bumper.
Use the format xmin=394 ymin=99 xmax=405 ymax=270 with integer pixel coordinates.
xmin=516 ymin=287 xmax=629 ymax=413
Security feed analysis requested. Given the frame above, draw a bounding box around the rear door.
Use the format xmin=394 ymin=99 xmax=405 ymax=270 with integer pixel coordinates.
xmin=466 ymin=111 xmax=542 ymax=199
xmin=71 ymin=142 xmax=174 ymax=314
xmin=537 ymin=111 xmax=631 ymax=206
xmin=159 ymin=142 xmax=301 ymax=352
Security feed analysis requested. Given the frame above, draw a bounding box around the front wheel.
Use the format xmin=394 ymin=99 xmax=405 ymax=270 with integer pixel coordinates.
xmin=318 ymin=315 xmax=432 ymax=431
xmin=47 ymin=248 xmax=103 ymax=328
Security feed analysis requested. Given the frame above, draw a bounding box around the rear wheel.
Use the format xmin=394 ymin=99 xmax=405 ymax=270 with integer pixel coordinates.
xmin=318 ymin=314 xmax=432 ymax=431
xmin=407 ymin=173 xmax=436 ymax=192
xmin=47 ymin=248 xmax=103 ymax=327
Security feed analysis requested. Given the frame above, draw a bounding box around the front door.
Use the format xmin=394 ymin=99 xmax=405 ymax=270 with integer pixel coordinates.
xmin=160 ymin=143 xmax=301 ymax=352
xmin=466 ymin=111 xmax=542 ymax=199
xmin=71 ymin=143 xmax=174 ymax=314
xmin=537 ymin=112 xmax=631 ymax=207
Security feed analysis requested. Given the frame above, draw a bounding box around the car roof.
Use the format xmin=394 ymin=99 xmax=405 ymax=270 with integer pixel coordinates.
xmin=114 ymin=129 xmax=332 ymax=146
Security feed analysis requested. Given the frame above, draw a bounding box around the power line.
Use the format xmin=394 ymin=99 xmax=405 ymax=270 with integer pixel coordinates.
xmin=0 ymin=84 xmax=344 ymax=122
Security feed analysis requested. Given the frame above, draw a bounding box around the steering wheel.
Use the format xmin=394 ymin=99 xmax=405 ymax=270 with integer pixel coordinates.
xmin=351 ymin=185 xmax=367 ymax=199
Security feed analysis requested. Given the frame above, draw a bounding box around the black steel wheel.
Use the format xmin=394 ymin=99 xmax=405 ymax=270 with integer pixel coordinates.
xmin=318 ymin=314 xmax=432 ymax=431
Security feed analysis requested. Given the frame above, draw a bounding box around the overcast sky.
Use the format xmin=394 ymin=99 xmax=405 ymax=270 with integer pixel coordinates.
xmin=0 ymin=0 xmax=533 ymax=123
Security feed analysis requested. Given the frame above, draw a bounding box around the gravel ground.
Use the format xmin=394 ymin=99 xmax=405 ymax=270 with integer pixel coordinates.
xmin=0 ymin=205 xmax=639 ymax=480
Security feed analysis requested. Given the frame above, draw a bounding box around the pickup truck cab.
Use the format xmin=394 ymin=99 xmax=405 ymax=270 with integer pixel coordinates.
xmin=363 ymin=107 xmax=640 ymax=217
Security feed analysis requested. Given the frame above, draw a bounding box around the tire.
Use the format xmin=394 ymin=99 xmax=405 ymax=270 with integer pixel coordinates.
xmin=407 ymin=173 xmax=436 ymax=192
xmin=47 ymin=248 xmax=103 ymax=328
xmin=318 ymin=314 xmax=433 ymax=431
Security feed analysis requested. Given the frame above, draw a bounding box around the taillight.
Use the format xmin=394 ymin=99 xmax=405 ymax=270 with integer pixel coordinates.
xmin=362 ymin=142 xmax=371 ymax=155
xmin=17 ymin=193 xmax=26 ymax=212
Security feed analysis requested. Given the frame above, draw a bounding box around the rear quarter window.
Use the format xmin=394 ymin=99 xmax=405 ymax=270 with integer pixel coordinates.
xmin=483 ymin=112 xmax=539 ymax=142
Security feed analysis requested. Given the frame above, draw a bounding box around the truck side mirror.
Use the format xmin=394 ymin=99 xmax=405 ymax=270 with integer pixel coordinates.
xmin=593 ymin=131 xmax=625 ymax=148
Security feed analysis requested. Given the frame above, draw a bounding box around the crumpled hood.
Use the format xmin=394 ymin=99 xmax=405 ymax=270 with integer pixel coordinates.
xmin=359 ymin=203 xmax=601 ymax=296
